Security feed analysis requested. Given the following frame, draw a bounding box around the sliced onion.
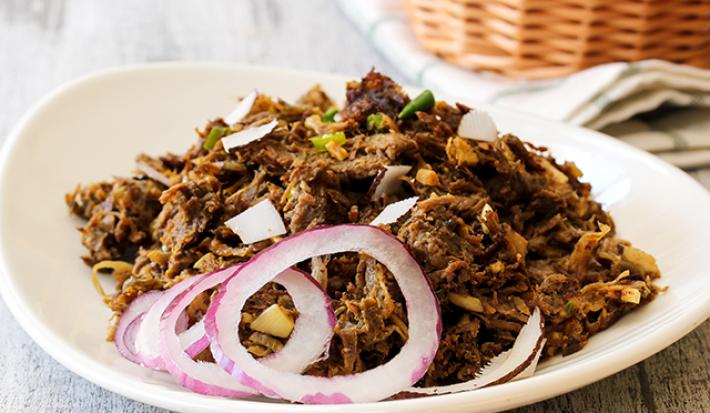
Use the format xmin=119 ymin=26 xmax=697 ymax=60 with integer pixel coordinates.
xmin=179 ymin=320 xmax=210 ymax=359
xmin=176 ymin=311 xmax=189 ymax=333
xmin=370 ymin=196 xmax=418 ymax=226
xmin=371 ymin=165 xmax=412 ymax=199
xmin=458 ymin=110 xmax=497 ymax=142
xmin=225 ymin=199 xmax=286 ymax=244
xmin=405 ymin=308 xmax=544 ymax=395
xmin=160 ymin=265 xmax=335 ymax=397
xmin=205 ymin=224 xmax=441 ymax=403
xmin=224 ymin=90 xmax=258 ymax=125
xmin=136 ymin=161 xmax=171 ymax=187
xmin=222 ymin=119 xmax=278 ymax=151
xmin=135 ymin=275 xmax=207 ymax=370
xmin=158 ymin=266 xmax=251 ymax=397
xmin=114 ymin=291 xmax=162 ymax=364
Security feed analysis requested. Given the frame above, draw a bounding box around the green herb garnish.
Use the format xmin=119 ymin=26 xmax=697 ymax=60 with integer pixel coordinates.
xmin=322 ymin=107 xmax=339 ymax=123
xmin=203 ymin=126 xmax=229 ymax=151
xmin=287 ymin=186 xmax=298 ymax=200
xmin=566 ymin=301 xmax=575 ymax=314
xmin=310 ymin=132 xmax=346 ymax=152
xmin=398 ymin=89 xmax=435 ymax=120
xmin=367 ymin=113 xmax=384 ymax=130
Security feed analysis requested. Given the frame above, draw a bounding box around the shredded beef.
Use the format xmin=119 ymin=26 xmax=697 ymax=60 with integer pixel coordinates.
xmin=66 ymin=70 xmax=661 ymax=386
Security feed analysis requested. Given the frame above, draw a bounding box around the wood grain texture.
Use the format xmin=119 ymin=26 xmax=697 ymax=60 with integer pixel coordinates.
xmin=0 ymin=1 xmax=707 ymax=412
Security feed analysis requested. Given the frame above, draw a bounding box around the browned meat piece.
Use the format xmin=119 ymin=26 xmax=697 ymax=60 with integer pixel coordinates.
xmin=328 ymin=156 xmax=386 ymax=180
xmin=285 ymin=183 xmax=329 ymax=233
xmin=341 ymin=70 xmax=410 ymax=124
xmin=66 ymin=182 xmax=113 ymax=219
xmin=398 ymin=202 xmax=483 ymax=274
xmin=296 ymin=84 xmax=335 ymax=111
xmin=361 ymin=132 xmax=419 ymax=161
xmin=424 ymin=315 xmax=483 ymax=385
xmin=154 ymin=175 xmax=222 ymax=253
xmin=307 ymin=255 xmax=407 ymax=377
xmin=69 ymin=178 xmax=163 ymax=265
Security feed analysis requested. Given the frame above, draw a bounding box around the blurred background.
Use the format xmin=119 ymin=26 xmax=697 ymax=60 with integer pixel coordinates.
xmin=0 ymin=0 xmax=707 ymax=412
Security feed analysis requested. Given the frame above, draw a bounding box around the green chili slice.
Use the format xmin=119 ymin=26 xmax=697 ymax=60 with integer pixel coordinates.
xmin=367 ymin=113 xmax=384 ymax=130
xmin=322 ymin=107 xmax=339 ymax=123
xmin=203 ymin=126 xmax=229 ymax=151
xmin=398 ymin=89 xmax=435 ymax=120
xmin=310 ymin=132 xmax=346 ymax=152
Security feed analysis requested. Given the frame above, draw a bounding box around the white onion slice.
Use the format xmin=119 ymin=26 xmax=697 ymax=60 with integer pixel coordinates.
xmin=225 ymin=199 xmax=286 ymax=244
xmin=222 ymin=119 xmax=278 ymax=151
xmin=114 ymin=291 xmax=162 ymax=364
xmin=135 ymin=275 xmax=207 ymax=370
xmin=371 ymin=165 xmax=412 ymax=199
xmin=370 ymin=196 xmax=418 ymax=226
xmin=458 ymin=111 xmax=498 ymax=142
xmin=160 ymin=265 xmax=335 ymax=397
xmin=405 ymin=308 xmax=544 ymax=395
xmin=205 ymin=224 xmax=441 ymax=403
xmin=224 ymin=90 xmax=258 ymax=125
xmin=136 ymin=161 xmax=171 ymax=187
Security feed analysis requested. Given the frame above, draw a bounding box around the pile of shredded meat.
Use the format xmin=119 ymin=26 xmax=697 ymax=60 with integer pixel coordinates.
xmin=66 ymin=70 xmax=661 ymax=386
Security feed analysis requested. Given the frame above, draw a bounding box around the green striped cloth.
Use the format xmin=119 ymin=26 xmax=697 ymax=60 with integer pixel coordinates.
xmin=337 ymin=0 xmax=710 ymax=169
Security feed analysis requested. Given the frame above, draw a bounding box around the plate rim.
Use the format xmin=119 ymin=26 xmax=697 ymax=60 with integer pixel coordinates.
xmin=0 ymin=62 xmax=708 ymax=413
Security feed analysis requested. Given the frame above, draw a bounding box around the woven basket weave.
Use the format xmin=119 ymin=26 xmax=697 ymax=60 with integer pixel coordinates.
xmin=406 ymin=0 xmax=710 ymax=79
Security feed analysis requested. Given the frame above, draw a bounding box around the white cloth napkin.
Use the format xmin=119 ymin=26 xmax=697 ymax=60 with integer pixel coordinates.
xmin=337 ymin=0 xmax=710 ymax=169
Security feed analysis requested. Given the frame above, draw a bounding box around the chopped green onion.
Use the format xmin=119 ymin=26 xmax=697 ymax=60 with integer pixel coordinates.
xmin=310 ymin=132 xmax=346 ymax=152
xmin=566 ymin=301 xmax=574 ymax=314
xmin=287 ymin=186 xmax=298 ymax=199
xmin=367 ymin=113 xmax=384 ymax=130
xmin=203 ymin=126 xmax=229 ymax=151
xmin=398 ymin=89 xmax=435 ymax=120
xmin=322 ymin=107 xmax=339 ymax=123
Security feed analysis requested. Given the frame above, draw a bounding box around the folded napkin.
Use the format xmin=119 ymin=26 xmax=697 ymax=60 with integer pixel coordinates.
xmin=337 ymin=0 xmax=710 ymax=169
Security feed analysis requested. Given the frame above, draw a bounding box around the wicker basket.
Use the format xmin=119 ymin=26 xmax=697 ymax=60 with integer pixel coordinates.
xmin=406 ymin=0 xmax=710 ymax=79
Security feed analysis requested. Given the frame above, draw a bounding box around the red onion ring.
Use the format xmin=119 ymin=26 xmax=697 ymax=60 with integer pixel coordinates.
xmin=204 ymin=224 xmax=441 ymax=403
xmin=114 ymin=291 xmax=162 ymax=364
xmin=135 ymin=275 xmax=207 ymax=370
xmin=159 ymin=266 xmax=335 ymax=397
xmin=179 ymin=320 xmax=210 ymax=359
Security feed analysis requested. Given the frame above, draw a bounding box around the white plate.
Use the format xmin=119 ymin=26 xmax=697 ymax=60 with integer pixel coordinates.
xmin=0 ymin=63 xmax=708 ymax=413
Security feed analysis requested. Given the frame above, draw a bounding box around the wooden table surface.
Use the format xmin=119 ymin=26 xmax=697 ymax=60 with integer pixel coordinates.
xmin=0 ymin=1 xmax=707 ymax=412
